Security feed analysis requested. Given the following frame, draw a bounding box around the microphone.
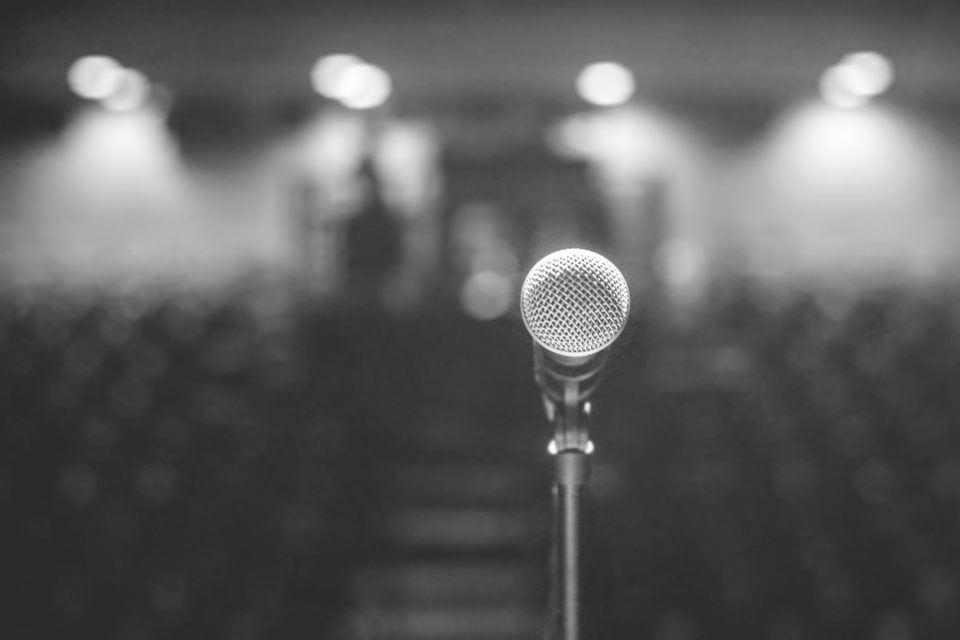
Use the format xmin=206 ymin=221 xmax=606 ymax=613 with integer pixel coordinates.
xmin=520 ymin=248 xmax=630 ymax=414
xmin=522 ymin=248 xmax=629 ymax=640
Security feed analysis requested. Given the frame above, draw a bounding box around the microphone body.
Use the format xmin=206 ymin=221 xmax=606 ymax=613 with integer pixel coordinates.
xmin=521 ymin=248 xmax=630 ymax=420
xmin=532 ymin=345 xmax=609 ymax=408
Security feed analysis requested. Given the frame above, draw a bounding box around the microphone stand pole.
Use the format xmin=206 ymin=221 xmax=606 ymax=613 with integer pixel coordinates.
xmin=546 ymin=381 xmax=592 ymax=640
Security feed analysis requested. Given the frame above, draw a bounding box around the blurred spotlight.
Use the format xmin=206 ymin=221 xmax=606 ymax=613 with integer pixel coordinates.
xmin=576 ymin=62 xmax=635 ymax=107
xmin=311 ymin=54 xmax=392 ymax=110
xmin=839 ymin=51 xmax=894 ymax=97
xmin=67 ymin=55 xmax=124 ymax=100
xmin=337 ymin=62 xmax=392 ymax=110
xmin=820 ymin=52 xmax=893 ymax=109
xmin=460 ymin=270 xmax=513 ymax=320
xmin=310 ymin=53 xmax=364 ymax=99
xmin=63 ymin=104 xmax=178 ymax=176
xmin=101 ymin=68 xmax=151 ymax=112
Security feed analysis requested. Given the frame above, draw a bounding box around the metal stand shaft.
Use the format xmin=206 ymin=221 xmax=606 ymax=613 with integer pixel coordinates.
xmin=555 ymin=449 xmax=589 ymax=640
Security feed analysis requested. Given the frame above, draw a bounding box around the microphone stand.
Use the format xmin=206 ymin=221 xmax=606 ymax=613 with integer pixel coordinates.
xmin=544 ymin=380 xmax=592 ymax=640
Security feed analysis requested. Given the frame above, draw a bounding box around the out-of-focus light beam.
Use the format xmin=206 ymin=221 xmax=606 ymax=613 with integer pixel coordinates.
xmin=100 ymin=68 xmax=151 ymax=112
xmin=820 ymin=65 xmax=871 ymax=109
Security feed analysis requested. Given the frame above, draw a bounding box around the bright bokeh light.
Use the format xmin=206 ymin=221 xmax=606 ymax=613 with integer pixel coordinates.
xmin=576 ymin=62 xmax=636 ymax=107
xmin=839 ymin=52 xmax=894 ymax=97
xmin=6 ymin=104 xmax=188 ymax=289
xmin=766 ymin=103 xmax=934 ymax=197
xmin=336 ymin=63 xmax=392 ymax=110
xmin=753 ymin=101 xmax=952 ymax=285
xmin=459 ymin=270 xmax=513 ymax=320
xmin=547 ymin=106 xmax=692 ymax=185
xmin=310 ymin=54 xmax=364 ymax=99
xmin=820 ymin=52 xmax=893 ymax=109
xmin=310 ymin=54 xmax=392 ymax=109
xmin=101 ymin=68 xmax=151 ymax=112
xmin=67 ymin=56 xmax=124 ymax=100
xmin=57 ymin=105 xmax=183 ymax=207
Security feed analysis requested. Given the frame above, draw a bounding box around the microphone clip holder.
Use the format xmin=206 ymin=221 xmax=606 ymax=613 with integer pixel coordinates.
xmin=536 ymin=346 xmax=608 ymax=454
xmin=545 ymin=386 xmax=592 ymax=454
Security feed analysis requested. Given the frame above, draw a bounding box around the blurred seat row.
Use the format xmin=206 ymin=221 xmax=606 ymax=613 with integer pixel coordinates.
xmin=2 ymin=286 xmax=960 ymax=639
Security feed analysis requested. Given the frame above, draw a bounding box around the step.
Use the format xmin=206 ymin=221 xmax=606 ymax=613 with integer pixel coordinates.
xmin=388 ymin=507 xmax=543 ymax=549
xmin=387 ymin=464 xmax=540 ymax=506
xmin=353 ymin=563 xmax=537 ymax=606
xmin=351 ymin=604 xmax=541 ymax=640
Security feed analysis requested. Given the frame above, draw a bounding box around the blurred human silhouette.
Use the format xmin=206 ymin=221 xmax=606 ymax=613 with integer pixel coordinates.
xmin=343 ymin=157 xmax=403 ymax=310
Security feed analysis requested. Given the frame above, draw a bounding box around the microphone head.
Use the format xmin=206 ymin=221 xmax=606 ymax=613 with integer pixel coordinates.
xmin=521 ymin=248 xmax=630 ymax=357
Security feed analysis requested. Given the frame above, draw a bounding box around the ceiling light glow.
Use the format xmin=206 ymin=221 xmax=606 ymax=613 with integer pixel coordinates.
xmin=336 ymin=63 xmax=392 ymax=110
xmin=68 ymin=55 xmax=125 ymax=100
xmin=838 ymin=51 xmax=894 ymax=97
xmin=311 ymin=54 xmax=364 ymax=99
xmin=820 ymin=51 xmax=894 ymax=109
xmin=310 ymin=55 xmax=392 ymax=110
xmin=576 ymin=62 xmax=636 ymax=107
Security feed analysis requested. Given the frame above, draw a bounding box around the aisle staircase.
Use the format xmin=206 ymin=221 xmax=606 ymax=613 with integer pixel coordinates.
xmin=339 ymin=318 xmax=550 ymax=640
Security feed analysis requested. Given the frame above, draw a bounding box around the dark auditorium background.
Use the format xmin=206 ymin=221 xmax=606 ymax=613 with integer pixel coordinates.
xmin=4 ymin=0 xmax=960 ymax=638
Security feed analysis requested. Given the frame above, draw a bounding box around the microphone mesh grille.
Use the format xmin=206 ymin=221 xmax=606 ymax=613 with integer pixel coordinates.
xmin=521 ymin=248 xmax=630 ymax=356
